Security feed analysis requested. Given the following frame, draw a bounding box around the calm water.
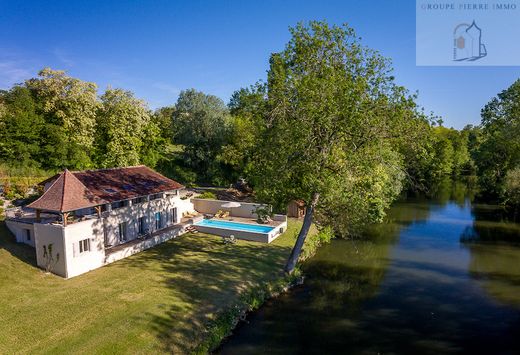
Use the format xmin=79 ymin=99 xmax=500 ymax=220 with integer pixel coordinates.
xmin=219 ymin=183 xmax=520 ymax=354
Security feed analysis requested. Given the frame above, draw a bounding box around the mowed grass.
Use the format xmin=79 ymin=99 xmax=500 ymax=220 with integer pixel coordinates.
xmin=0 ymin=219 xmax=312 ymax=354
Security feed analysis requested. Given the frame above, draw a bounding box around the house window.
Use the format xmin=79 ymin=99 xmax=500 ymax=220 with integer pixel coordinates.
xmin=150 ymin=193 xmax=163 ymax=200
xmin=132 ymin=196 xmax=147 ymax=205
xmin=138 ymin=217 xmax=146 ymax=235
xmin=111 ymin=200 xmax=129 ymax=210
xmin=155 ymin=212 xmax=162 ymax=230
xmin=25 ymin=229 xmax=31 ymax=241
xmin=79 ymin=238 xmax=90 ymax=253
xmin=118 ymin=222 xmax=127 ymax=242
xmin=170 ymin=208 xmax=177 ymax=224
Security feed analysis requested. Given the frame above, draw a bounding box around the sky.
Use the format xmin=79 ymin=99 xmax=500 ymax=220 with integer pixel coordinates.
xmin=1 ymin=0 xmax=519 ymax=129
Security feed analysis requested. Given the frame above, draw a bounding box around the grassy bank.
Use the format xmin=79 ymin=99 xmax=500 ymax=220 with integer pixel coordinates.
xmin=0 ymin=218 xmax=324 ymax=354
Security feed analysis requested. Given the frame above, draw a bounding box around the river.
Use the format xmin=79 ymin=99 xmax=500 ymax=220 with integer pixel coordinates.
xmin=218 ymin=182 xmax=520 ymax=354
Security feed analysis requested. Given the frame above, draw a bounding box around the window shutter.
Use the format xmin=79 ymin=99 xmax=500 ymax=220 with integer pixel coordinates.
xmin=73 ymin=242 xmax=77 ymax=257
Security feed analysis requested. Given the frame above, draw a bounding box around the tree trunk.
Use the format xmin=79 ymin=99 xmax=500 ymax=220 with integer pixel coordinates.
xmin=284 ymin=192 xmax=320 ymax=274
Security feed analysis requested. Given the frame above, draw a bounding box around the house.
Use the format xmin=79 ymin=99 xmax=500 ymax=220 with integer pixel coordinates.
xmin=5 ymin=166 xmax=196 ymax=278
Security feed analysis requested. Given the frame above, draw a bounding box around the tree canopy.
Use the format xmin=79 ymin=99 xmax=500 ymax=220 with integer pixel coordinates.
xmin=0 ymin=69 xmax=164 ymax=172
xmin=474 ymin=79 xmax=520 ymax=201
xmin=244 ymin=21 xmax=429 ymax=271
xmin=3 ymin=20 xmax=508 ymax=262
xmin=172 ymin=89 xmax=232 ymax=184
xmin=96 ymin=88 xmax=153 ymax=168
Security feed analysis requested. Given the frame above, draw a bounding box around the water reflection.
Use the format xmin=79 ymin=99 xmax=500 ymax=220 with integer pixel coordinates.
xmin=218 ymin=181 xmax=520 ymax=354
xmin=467 ymin=244 xmax=520 ymax=307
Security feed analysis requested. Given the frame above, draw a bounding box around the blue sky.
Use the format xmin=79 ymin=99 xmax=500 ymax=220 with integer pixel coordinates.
xmin=1 ymin=0 xmax=519 ymax=128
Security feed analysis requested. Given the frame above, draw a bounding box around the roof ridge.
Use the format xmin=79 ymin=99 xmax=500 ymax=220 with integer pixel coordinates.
xmin=61 ymin=169 xmax=108 ymax=211
xmin=60 ymin=169 xmax=67 ymax=211
xmin=27 ymin=172 xmax=65 ymax=211
xmin=70 ymin=165 xmax=146 ymax=174
xmin=29 ymin=166 xmax=183 ymax=213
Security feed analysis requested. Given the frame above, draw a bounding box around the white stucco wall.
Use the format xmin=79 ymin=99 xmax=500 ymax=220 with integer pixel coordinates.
xmin=104 ymin=226 xmax=183 ymax=264
xmin=33 ymin=223 xmax=67 ymax=277
xmin=103 ymin=193 xmax=193 ymax=247
xmin=5 ymin=221 xmax=36 ymax=247
xmin=191 ymin=199 xmax=268 ymax=218
xmin=63 ymin=218 xmax=105 ymax=278
xmin=194 ymin=220 xmax=287 ymax=243
xmin=6 ymin=191 xmax=195 ymax=279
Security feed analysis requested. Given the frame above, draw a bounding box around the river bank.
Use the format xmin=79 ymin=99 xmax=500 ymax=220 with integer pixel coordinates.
xmin=218 ymin=182 xmax=520 ymax=354
xmin=194 ymin=225 xmax=332 ymax=354
xmin=0 ymin=217 xmax=327 ymax=353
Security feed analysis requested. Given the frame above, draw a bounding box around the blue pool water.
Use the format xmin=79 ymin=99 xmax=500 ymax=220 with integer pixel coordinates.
xmin=194 ymin=219 xmax=275 ymax=233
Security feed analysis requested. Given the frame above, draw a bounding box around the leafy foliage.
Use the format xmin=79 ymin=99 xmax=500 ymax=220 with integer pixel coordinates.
xmin=0 ymin=86 xmax=45 ymax=167
xmin=473 ymin=79 xmax=520 ymax=200
xmin=172 ymin=89 xmax=232 ymax=183
xmin=504 ymin=167 xmax=520 ymax=207
xmin=197 ymin=191 xmax=217 ymax=199
xmin=0 ymin=69 xmax=168 ymax=175
xmin=26 ymin=68 xmax=99 ymax=169
xmin=248 ymin=21 xmax=419 ymax=238
xmin=95 ymin=88 xmax=153 ymax=167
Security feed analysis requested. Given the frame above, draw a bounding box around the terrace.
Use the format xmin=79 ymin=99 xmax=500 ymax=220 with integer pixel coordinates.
xmin=103 ymin=213 xmax=201 ymax=261
xmin=191 ymin=198 xmax=287 ymax=243
xmin=4 ymin=207 xmax=61 ymax=225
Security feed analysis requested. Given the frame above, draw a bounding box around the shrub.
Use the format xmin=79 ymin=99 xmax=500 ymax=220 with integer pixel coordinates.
xmin=254 ymin=205 xmax=273 ymax=224
xmin=505 ymin=167 xmax=520 ymax=206
xmin=2 ymin=180 xmax=12 ymax=199
xmin=198 ymin=191 xmax=217 ymax=200
xmin=299 ymin=226 xmax=334 ymax=262
xmin=171 ymin=165 xmax=198 ymax=186
xmin=14 ymin=181 xmax=30 ymax=198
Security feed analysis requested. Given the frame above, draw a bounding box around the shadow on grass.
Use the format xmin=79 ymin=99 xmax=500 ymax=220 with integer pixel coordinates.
xmin=114 ymin=233 xmax=292 ymax=353
xmin=0 ymin=218 xmax=293 ymax=353
xmin=0 ymin=222 xmax=37 ymax=267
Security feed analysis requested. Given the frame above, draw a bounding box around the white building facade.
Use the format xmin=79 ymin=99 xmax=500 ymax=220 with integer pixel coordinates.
xmin=5 ymin=166 xmax=196 ymax=278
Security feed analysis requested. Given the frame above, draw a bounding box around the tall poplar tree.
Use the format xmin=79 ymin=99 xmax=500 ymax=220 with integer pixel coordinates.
xmin=250 ymin=22 xmax=420 ymax=273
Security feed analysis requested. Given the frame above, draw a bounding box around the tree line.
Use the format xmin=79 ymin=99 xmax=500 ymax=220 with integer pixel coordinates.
xmin=1 ymin=21 xmax=514 ymax=271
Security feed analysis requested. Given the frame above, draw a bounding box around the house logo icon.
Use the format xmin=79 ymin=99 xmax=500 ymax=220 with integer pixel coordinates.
xmin=453 ymin=21 xmax=487 ymax=61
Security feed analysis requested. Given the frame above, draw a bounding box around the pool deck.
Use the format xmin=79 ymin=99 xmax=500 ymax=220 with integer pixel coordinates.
xmin=211 ymin=216 xmax=284 ymax=227
xmin=195 ymin=215 xmax=288 ymax=243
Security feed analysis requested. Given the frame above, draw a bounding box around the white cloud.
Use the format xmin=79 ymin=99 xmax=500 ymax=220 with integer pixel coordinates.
xmin=152 ymin=82 xmax=180 ymax=96
xmin=52 ymin=48 xmax=75 ymax=67
xmin=0 ymin=61 xmax=33 ymax=88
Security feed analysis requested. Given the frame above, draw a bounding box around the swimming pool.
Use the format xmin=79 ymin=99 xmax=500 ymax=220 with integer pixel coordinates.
xmin=194 ymin=219 xmax=275 ymax=233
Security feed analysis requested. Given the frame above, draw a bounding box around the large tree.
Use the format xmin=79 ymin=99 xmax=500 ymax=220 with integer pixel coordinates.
xmin=218 ymin=83 xmax=267 ymax=181
xmin=475 ymin=79 xmax=520 ymax=199
xmin=0 ymin=86 xmax=45 ymax=166
xmin=25 ymin=68 xmax=98 ymax=168
xmin=249 ymin=21 xmax=420 ymax=273
xmin=96 ymin=88 xmax=152 ymax=168
xmin=172 ymin=89 xmax=231 ymax=182
xmin=153 ymin=106 xmax=175 ymax=141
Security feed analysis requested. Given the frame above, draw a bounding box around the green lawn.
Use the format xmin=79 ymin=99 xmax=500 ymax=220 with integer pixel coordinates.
xmin=0 ymin=219 xmax=310 ymax=354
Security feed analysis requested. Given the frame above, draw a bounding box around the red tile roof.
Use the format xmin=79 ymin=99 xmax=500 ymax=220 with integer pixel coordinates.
xmin=28 ymin=169 xmax=106 ymax=213
xmin=28 ymin=166 xmax=184 ymax=213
